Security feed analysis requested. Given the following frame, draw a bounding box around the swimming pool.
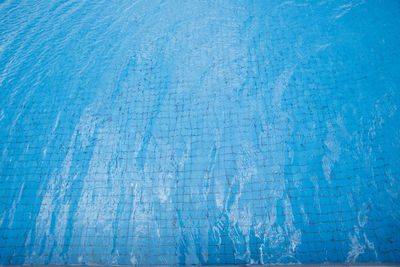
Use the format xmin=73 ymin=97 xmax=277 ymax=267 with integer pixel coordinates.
xmin=0 ymin=0 xmax=400 ymax=265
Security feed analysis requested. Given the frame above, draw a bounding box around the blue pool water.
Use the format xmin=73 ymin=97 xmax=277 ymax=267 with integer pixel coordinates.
xmin=1 ymin=0 xmax=400 ymax=265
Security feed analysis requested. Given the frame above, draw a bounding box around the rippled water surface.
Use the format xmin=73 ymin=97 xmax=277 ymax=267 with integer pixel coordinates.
xmin=1 ymin=0 xmax=400 ymax=265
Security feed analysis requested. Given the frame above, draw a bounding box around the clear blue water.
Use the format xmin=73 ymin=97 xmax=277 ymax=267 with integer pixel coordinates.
xmin=1 ymin=0 xmax=400 ymax=265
